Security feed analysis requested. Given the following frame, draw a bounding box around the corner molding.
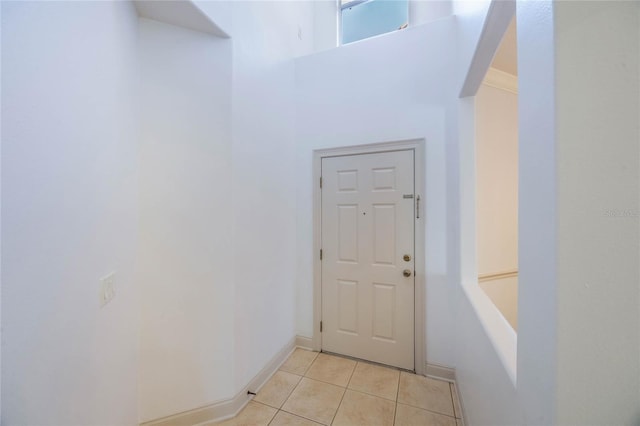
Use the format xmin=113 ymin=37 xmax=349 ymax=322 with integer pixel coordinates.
xmin=295 ymin=335 xmax=314 ymax=350
xmin=483 ymin=67 xmax=518 ymax=94
xmin=140 ymin=338 xmax=297 ymax=426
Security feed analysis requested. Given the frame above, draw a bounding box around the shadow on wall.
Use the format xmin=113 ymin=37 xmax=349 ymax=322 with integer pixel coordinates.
xmin=479 ymin=275 xmax=518 ymax=330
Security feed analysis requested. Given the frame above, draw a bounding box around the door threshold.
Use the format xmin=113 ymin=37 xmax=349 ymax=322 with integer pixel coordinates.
xmin=320 ymin=350 xmax=416 ymax=374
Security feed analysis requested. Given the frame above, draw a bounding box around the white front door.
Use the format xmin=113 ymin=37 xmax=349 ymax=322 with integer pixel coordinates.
xmin=321 ymin=150 xmax=415 ymax=370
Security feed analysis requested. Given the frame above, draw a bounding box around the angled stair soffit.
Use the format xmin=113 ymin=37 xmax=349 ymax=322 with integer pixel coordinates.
xmin=459 ymin=0 xmax=516 ymax=98
xmin=133 ymin=0 xmax=230 ymax=38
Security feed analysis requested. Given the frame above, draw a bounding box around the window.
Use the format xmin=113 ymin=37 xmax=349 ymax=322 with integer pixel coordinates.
xmin=341 ymin=0 xmax=409 ymax=44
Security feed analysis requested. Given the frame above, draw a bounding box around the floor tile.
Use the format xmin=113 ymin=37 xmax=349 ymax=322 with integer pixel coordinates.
xmin=394 ymin=403 xmax=456 ymax=426
xmin=254 ymin=371 xmax=302 ymax=409
xmin=450 ymin=382 xmax=462 ymax=419
xmin=397 ymin=372 xmax=454 ymax=417
xmin=280 ymin=349 xmax=318 ymax=376
xmin=212 ymin=401 xmax=277 ymax=426
xmin=281 ymin=377 xmax=345 ymax=425
xmin=347 ymin=362 xmax=400 ymax=401
xmin=332 ymin=389 xmax=395 ymax=426
xmin=269 ymin=410 xmax=323 ymax=426
xmin=304 ymin=353 xmax=356 ymax=387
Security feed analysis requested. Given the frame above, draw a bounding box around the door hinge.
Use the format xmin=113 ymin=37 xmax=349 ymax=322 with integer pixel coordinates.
xmin=320 ymin=321 xmax=323 ymax=332
xmin=320 ymin=177 xmax=323 ymax=188
xmin=320 ymin=249 xmax=323 ymax=260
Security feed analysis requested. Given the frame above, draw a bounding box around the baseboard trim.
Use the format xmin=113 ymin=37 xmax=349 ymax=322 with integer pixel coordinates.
xmin=451 ymin=381 xmax=467 ymax=426
xmin=295 ymin=335 xmax=313 ymax=350
xmin=478 ymin=269 xmax=518 ymax=283
xmin=140 ymin=337 xmax=297 ymax=426
xmin=425 ymin=362 xmax=456 ymax=383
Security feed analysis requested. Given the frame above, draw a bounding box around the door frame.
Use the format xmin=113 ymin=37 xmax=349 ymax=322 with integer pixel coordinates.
xmin=312 ymin=139 xmax=426 ymax=374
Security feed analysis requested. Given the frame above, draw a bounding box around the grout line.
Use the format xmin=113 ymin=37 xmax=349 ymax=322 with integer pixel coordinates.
xmin=301 ymin=375 xmax=351 ymax=389
xmin=248 ymin=400 xmax=278 ymax=426
xmin=275 ymin=351 xmax=321 ymax=424
xmin=302 ymin=351 xmax=320 ymax=376
xmin=266 ymin=409 xmax=277 ymax=426
xmin=252 ymin=400 xmax=275 ymax=410
xmin=343 ymin=386 xmax=398 ymax=402
xmin=449 ymin=382 xmax=457 ymax=419
xmin=279 ymin=406 xmax=322 ymax=425
xmin=265 ymin=407 xmax=278 ymax=426
xmin=345 ymin=360 xmax=358 ymax=389
xmin=396 ymin=401 xmax=458 ymax=421
xmin=393 ymin=371 xmax=402 ymax=426
xmin=328 ymin=361 xmax=356 ymax=426
xmin=275 ymin=374 xmax=304 ymax=411
xmin=329 ymin=386 xmax=348 ymax=426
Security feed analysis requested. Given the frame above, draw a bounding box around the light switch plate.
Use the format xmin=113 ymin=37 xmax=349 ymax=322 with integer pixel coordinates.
xmin=100 ymin=271 xmax=116 ymax=307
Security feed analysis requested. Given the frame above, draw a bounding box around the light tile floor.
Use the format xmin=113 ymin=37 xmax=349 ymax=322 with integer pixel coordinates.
xmin=213 ymin=349 xmax=463 ymax=426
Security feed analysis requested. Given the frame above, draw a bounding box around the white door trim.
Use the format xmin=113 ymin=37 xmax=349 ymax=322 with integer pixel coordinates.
xmin=312 ymin=139 xmax=426 ymax=374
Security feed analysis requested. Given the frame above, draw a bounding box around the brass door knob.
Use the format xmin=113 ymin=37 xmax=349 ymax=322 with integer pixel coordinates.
xmin=403 ymin=269 xmax=412 ymax=277
xmin=403 ymin=254 xmax=411 ymax=262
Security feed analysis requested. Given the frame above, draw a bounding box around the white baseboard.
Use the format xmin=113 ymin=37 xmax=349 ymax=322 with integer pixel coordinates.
xmin=140 ymin=337 xmax=297 ymax=426
xmin=295 ymin=335 xmax=313 ymax=350
xmin=425 ymin=362 xmax=456 ymax=383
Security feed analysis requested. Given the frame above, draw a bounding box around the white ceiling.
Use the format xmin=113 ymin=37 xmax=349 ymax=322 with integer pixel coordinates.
xmin=491 ymin=16 xmax=517 ymax=76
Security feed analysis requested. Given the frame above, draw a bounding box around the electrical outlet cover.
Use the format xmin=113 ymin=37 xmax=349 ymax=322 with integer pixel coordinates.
xmin=100 ymin=271 xmax=116 ymax=307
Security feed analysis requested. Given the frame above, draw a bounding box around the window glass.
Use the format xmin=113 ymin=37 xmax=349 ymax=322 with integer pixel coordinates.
xmin=341 ymin=0 xmax=409 ymax=44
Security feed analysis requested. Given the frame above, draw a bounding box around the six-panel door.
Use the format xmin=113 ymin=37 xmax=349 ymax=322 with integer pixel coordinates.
xmin=321 ymin=150 xmax=415 ymax=370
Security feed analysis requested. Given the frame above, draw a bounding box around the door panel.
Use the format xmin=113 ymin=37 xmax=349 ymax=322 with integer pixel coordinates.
xmin=321 ymin=150 xmax=415 ymax=370
xmin=373 ymin=204 xmax=396 ymax=265
xmin=338 ymin=205 xmax=359 ymax=262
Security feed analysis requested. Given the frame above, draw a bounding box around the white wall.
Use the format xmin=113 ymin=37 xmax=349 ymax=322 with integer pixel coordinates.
xmin=410 ymin=0 xmax=452 ymax=26
xmin=455 ymin=290 xmax=522 ymax=424
xmin=452 ymin=1 xmax=523 ymax=424
xmin=295 ymin=19 xmax=456 ymax=366
xmin=475 ymin=83 xmax=518 ymax=276
xmin=137 ymin=18 xmax=235 ymax=422
xmin=554 ymin=2 xmax=639 ymax=423
xmin=138 ymin=2 xmax=316 ymax=419
xmin=456 ymin=1 xmax=640 ymax=425
xmin=513 ymin=1 xmax=558 ymax=423
xmin=475 ymin=82 xmax=518 ymax=331
xmin=314 ymin=0 xmax=338 ymax=51
xmin=231 ymin=0 xmax=315 ymax=391
xmin=1 ymin=2 xmax=140 ymax=424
